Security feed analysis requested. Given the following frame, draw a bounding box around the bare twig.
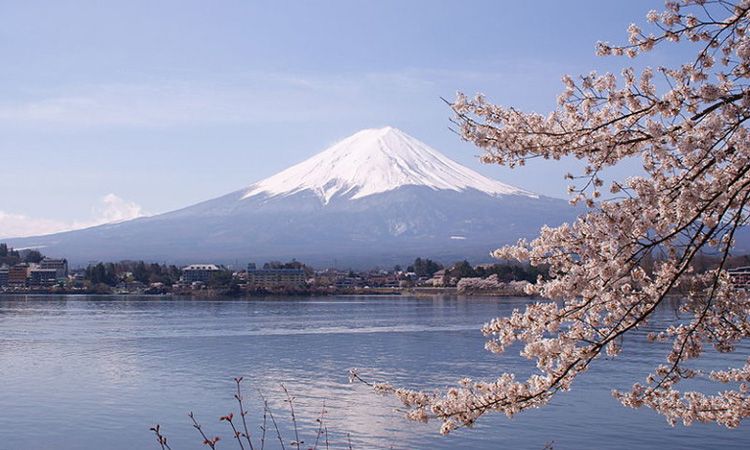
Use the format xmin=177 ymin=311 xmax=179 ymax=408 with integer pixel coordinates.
xmin=260 ymin=400 xmax=268 ymax=450
xmin=234 ymin=377 xmax=256 ymax=450
xmin=154 ymin=380 xmax=354 ymax=450
xmin=313 ymin=402 xmax=326 ymax=450
xmin=281 ymin=384 xmax=301 ymax=450
xmin=189 ymin=412 xmax=220 ymax=449
xmin=258 ymin=391 xmax=285 ymax=450
xmin=221 ymin=412 xmax=246 ymax=450
xmin=150 ymin=424 xmax=173 ymax=450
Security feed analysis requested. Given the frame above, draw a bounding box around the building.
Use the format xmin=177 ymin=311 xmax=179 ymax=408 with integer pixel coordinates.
xmin=728 ymin=266 xmax=750 ymax=289
xmin=365 ymin=272 xmax=400 ymax=288
xmin=40 ymin=258 xmax=68 ymax=280
xmin=29 ymin=268 xmax=59 ymax=287
xmin=427 ymin=269 xmax=447 ymax=287
xmin=247 ymin=266 xmax=305 ymax=289
xmin=0 ymin=266 xmax=8 ymax=287
xmin=8 ymin=264 xmax=29 ymax=287
xmin=334 ymin=276 xmax=365 ymax=289
xmin=181 ymin=264 xmax=223 ymax=283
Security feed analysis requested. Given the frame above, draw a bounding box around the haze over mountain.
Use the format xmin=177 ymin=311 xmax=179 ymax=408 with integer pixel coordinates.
xmin=6 ymin=127 xmax=581 ymax=267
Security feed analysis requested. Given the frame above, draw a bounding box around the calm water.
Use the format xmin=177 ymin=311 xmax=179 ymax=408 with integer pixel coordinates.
xmin=0 ymin=295 xmax=749 ymax=450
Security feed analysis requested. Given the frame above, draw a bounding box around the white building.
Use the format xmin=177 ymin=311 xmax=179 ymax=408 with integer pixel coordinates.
xmin=182 ymin=264 xmax=223 ymax=283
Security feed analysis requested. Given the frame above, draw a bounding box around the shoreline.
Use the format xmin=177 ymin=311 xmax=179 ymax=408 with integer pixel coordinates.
xmin=0 ymin=286 xmax=532 ymax=298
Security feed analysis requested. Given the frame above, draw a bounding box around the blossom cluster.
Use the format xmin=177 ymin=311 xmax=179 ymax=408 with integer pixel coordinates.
xmin=379 ymin=0 xmax=750 ymax=434
xmin=456 ymin=274 xmax=531 ymax=295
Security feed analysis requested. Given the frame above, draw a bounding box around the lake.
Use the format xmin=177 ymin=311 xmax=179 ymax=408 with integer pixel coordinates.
xmin=0 ymin=295 xmax=748 ymax=449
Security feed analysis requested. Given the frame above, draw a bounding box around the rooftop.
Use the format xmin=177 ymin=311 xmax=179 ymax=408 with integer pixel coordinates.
xmin=183 ymin=264 xmax=222 ymax=271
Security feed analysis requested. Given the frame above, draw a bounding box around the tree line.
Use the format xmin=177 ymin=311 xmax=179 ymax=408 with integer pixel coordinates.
xmin=85 ymin=261 xmax=183 ymax=287
xmin=0 ymin=243 xmax=45 ymax=266
xmin=403 ymin=257 xmax=545 ymax=282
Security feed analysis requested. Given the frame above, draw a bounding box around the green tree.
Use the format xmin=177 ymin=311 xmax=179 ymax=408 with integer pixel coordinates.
xmin=133 ymin=261 xmax=149 ymax=283
xmin=207 ymin=270 xmax=233 ymax=288
xmin=23 ymin=249 xmax=44 ymax=264
xmin=407 ymin=258 xmax=443 ymax=277
xmin=447 ymin=260 xmax=475 ymax=279
xmin=85 ymin=263 xmax=117 ymax=286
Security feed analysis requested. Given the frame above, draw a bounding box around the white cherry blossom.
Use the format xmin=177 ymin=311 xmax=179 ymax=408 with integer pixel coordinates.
xmin=374 ymin=0 xmax=750 ymax=434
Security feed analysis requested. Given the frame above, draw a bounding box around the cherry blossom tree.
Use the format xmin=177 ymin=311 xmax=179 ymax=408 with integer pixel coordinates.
xmin=366 ymin=0 xmax=750 ymax=434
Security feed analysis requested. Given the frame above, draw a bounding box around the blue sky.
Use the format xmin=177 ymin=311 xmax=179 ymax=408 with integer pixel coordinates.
xmin=0 ymin=1 xmax=687 ymax=237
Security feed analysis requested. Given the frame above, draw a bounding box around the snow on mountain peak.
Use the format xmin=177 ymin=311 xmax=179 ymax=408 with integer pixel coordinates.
xmin=241 ymin=126 xmax=537 ymax=203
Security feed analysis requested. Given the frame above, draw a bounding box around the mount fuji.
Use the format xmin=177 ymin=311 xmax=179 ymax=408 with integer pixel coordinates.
xmin=7 ymin=127 xmax=581 ymax=267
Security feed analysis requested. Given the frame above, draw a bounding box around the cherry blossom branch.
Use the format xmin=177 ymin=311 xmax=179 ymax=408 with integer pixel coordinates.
xmin=375 ymin=0 xmax=750 ymax=433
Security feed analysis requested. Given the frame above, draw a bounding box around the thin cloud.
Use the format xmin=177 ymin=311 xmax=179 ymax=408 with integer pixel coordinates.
xmin=0 ymin=194 xmax=146 ymax=239
xmin=0 ymin=65 xmax=566 ymax=130
xmin=0 ymin=77 xmax=364 ymax=128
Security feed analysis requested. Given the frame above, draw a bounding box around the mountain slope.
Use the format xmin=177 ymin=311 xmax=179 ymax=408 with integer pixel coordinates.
xmin=7 ymin=127 xmax=581 ymax=267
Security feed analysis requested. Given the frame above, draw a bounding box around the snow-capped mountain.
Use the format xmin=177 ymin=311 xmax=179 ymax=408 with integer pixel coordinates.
xmin=242 ymin=127 xmax=535 ymax=203
xmin=6 ymin=127 xmax=581 ymax=267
